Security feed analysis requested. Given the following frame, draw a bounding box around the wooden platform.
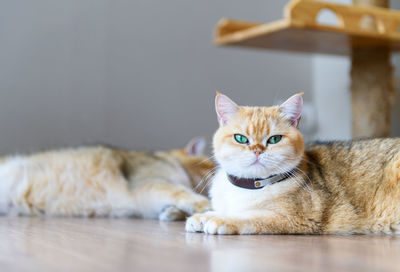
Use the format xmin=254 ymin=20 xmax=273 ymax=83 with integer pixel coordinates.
xmin=215 ymin=0 xmax=400 ymax=55
xmin=1 ymin=217 xmax=400 ymax=272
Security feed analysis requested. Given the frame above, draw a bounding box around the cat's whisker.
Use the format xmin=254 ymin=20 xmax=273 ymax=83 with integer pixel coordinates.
xmin=288 ymin=167 xmax=311 ymax=191
xmin=263 ymin=155 xmax=314 ymax=194
xmin=199 ymin=176 xmax=215 ymax=194
xmin=271 ymin=164 xmax=312 ymax=195
xmin=299 ymin=156 xmax=320 ymax=168
xmin=289 ymin=174 xmax=311 ymax=194
xmin=195 ymin=168 xmax=216 ymax=190
xmin=293 ymin=166 xmax=312 ymax=187
xmin=195 ymin=166 xmax=218 ymax=193
xmin=198 ymin=167 xmax=219 ymax=194
xmin=202 ymin=168 xmax=218 ymax=186
xmin=195 ymin=155 xmax=217 ymax=166
xmin=295 ymin=175 xmax=312 ymax=194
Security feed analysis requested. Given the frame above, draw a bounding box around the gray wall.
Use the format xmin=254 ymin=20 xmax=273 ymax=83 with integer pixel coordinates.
xmin=0 ymin=0 xmax=313 ymax=154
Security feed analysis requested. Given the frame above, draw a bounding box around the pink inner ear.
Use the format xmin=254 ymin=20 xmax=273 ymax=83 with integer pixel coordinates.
xmin=215 ymin=94 xmax=238 ymax=126
xmin=185 ymin=137 xmax=206 ymax=156
xmin=280 ymin=94 xmax=303 ymax=127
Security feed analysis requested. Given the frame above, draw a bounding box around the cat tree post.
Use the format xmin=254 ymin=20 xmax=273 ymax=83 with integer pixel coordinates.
xmin=351 ymin=0 xmax=394 ymax=138
xmin=212 ymin=0 xmax=400 ymax=139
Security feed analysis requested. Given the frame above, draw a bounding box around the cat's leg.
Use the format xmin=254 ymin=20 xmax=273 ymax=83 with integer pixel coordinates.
xmin=159 ymin=205 xmax=186 ymax=221
xmin=131 ymin=179 xmax=210 ymax=221
xmin=186 ymin=210 xmax=316 ymax=234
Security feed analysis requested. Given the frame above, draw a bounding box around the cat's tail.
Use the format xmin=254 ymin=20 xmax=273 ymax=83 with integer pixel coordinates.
xmin=0 ymin=156 xmax=26 ymax=215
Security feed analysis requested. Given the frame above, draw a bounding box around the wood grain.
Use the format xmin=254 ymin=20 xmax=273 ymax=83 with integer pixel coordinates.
xmin=1 ymin=217 xmax=400 ymax=272
xmin=214 ymin=0 xmax=398 ymax=138
xmin=214 ymin=0 xmax=400 ymax=55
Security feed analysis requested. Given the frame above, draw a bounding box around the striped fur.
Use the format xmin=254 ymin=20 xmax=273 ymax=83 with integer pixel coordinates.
xmin=0 ymin=138 xmax=214 ymax=220
xmin=186 ymin=94 xmax=400 ymax=234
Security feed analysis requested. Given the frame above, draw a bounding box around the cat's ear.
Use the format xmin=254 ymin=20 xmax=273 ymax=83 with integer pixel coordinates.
xmin=215 ymin=92 xmax=239 ymax=126
xmin=185 ymin=137 xmax=206 ymax=156
xmin=279 ymin=93 xmax=303 ymax=127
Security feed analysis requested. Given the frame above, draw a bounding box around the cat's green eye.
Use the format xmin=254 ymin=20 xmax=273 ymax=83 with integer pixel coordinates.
xmin=267 ymin=135 xmax=282 ymax=145
xmin=234 ymin=134 xmax=249 ymax=144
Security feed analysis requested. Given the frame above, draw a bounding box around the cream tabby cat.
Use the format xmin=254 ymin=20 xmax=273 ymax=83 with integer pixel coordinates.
xmin=186 ymin=93 xmax=400 ymax=234
xmin=0 ymin=137 xmax=213 ymax=220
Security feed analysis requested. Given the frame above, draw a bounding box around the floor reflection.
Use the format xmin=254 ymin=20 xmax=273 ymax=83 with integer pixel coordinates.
xmin=185 ymin=232 xmax=400 ymax=272
xmin=2 ymin=217 xmax=400 ymax=271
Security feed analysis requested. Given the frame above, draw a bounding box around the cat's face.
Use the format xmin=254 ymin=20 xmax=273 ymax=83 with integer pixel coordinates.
xmin=213 ymin=93 xmax=304 ymax=178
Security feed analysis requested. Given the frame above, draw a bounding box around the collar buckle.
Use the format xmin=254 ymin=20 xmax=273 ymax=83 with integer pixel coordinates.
xmin=254 ymin=180 xmax=263 ymax=188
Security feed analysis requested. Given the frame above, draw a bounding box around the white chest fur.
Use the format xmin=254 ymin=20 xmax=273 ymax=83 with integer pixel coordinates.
xmin=209 ymin=169 xmax=296 ymax=215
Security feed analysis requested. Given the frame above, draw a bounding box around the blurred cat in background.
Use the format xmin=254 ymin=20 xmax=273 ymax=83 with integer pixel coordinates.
xmin=0 ymin=137 xmax=214 ymax=220
xmin=186 ymin=93 xmax=400 ymax=234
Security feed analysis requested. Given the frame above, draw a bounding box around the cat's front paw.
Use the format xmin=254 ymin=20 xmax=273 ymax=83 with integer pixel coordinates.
xmin=159 ymin=205 xmax=185 ymax=221
xmin=187 ymin=214 xmax=259 ymax=235
xmin=185 ymin=211 xmax=215 ymax=232
xmin=179 ymin=195 xmax=211 ymax=215
xmin=203 ymin=217 xmax=239 ymax=235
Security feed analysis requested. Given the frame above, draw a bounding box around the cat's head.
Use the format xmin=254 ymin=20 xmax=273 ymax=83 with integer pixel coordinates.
xmin=213 ymin=93 xmax=304 ymax=178
xmin=170 ymin=137 xmax=215 ymax=193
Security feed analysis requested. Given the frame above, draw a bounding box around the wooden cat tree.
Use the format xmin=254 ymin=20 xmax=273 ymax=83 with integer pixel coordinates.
xmin=214 ymin=0 xmax=400 ymax=138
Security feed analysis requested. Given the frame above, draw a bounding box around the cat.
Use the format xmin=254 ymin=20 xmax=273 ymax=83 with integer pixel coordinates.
xmin=186 ymin=92 xmax=400 ymax=234
xmin=0 ymin=137 xmax=214 ymax=220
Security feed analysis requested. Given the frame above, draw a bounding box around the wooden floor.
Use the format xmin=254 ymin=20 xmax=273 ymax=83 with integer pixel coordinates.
xmin=0 ymin=218 xmax=400 ymax=272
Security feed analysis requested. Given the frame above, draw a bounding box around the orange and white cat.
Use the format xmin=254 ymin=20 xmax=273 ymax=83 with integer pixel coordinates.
xmin=0 ymin=137 xmax=214 ymax=220
xmin=186 ymin=93 xmax=400 ymax=234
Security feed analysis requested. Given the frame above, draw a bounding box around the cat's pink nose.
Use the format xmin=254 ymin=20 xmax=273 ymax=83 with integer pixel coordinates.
xmin=254 ymin=150 xmax=262 ymax=156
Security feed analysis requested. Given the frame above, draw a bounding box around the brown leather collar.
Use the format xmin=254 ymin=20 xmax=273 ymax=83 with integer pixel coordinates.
xmin=227 ymin=169 xmax=295 ymax=190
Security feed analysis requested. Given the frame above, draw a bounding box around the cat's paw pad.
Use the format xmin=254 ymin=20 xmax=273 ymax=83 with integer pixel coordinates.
xmin=159 ymin=205 xmax=185 ymax=221
xmin=203 ymin=218 xmax=238 ymax=235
